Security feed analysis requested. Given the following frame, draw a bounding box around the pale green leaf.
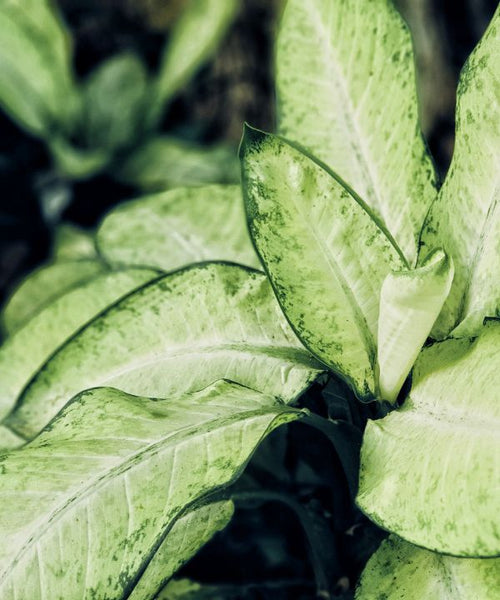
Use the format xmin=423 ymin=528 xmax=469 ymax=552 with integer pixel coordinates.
xmin=0 ymin=382 xmax=303 ymax=599
xmin=357 ymin=321 xmax=500 ymax=556
xmin=149 ymin=0 xmax=238 ymax=124
xmin=53 ymin=224 xmax=97 ymax=261
xmin=0 ymin=0 xmax=79 ymax=137
xmin=129 ymin=501 xmax=233 ymax=599
xmin=420 ymin=7 xmax=500 ymax=338
xmin=7 ymin=263 xmax=322 ymax=439
xmin=49 ymin=136 xmax=111 ymax=179
xmin=97 ymin=185 xmax=260 ymax=272
xmin=377 ymin=249 xmax=454 ymax=403
xmin=241 ymin=128 xmax=405 ymax=400
xmin=356 ymin=535 xmax=500 ymax=599
xmin=115 ymin=136 xmax=239 ymax=191
xmin=276 ymin=0 xmax=437 ymax=263
xmin=0 ymin=268 xmax=159 ymax=425
xmin=83 ymin=52 xmax=149 ymax=152
xmin=2 ymin=259 xmax=106 ymax=335
xmin=0 ymin=425 xmax=24 ymax=452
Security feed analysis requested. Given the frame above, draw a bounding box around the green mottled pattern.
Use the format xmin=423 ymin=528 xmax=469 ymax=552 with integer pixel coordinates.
xmin=377 ymin=249 xmax=454 ymax=403
xmin=0 ymin=382 xmax=301 ymax=599
xmin=276 ymin=0 xmax=436 ymax=263
xmin=420 ymin=7 xmax=500 ymax=338
xmin=356 ymin=535 xmax=500 ymax=599
xmin=97 ymin=185 xmax=259 ymax=271
xmin=7 ymin=263 xmax=322 ymax=438
xmin=129 ymin=501 xmax=233 ymax=599
xmin=0 ymin=268 xmax=159 ymax=426
xmin=0 ymin=426 xmax=24 ymax=452
xmin=0 ymin=0 xmax=79 ymax=137
xmin=241 ymin=128 xmax=404 ymax=400
xmin=2 ymin=260 xmax=106 ymax=336
xmin=357 ymin=321 xmax=500 ymax=556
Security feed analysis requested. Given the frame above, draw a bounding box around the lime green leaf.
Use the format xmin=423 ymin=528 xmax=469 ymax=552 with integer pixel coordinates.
xmin=241 ymin=128 xmax=404 ymax=400
xmin=276 ymin=0 xmax=437 ymax=263
xmin=0 ymin=0 xmax=79 ymax=137
xmin=149 ymin=0 xmax=238 ymax=123
xmin=53 ymin=224 xmax=97 ymax=261
xmin=2 ymin=259 xmax=106 ymax=335
xmin=377 ymin=249 xmax=454 ymax=403
xmin=0 ymin=268 xmax=159 ymax=425
xmin=420 ymin=7 xmax=500 ymax=338
xmin=83 ymin=52 xmax=149 ymax=152
xmin=157 ymin=579 xmax=218 ymax=599
xmin=48 ymin=136 xmax=111 ymax=179
xmin=97 ymin=185 xmax=260 ymax=272
xmin=0 ymin=382 xmax=303 ymax=598
xmin=0 ymin=425 xmax=24 ymax=452
xmin=115 ymin=136 xmax=239 ymax=191
xmin=7 ymin=263 xmax=322 ymax=439
xmin=356 ymin=535 xmax=500 ymax=599
xmin=357 ymin=321 xmax=500 ymax=556
xmin=129 ymin=501 xmax=233 ymax=599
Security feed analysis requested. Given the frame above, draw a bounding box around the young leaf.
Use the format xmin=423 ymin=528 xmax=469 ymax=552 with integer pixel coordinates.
xmin=0 ymin=0 xmax=79 ymax=137
xmin=97 ymin=185 xmax=260 ymax=272
xmin=53 ymin=224 xmax=97 ymax=261
xmin=7 ymin=263 xmax=322 ymax=439
xmin=241 ymin=128 xmax=405 ymax=401
xmin=357 ymin=321 xmax=500 ymax=556
xmin=276 ymin=0 xmax=437 ymax=263
xmin=0 ymin=382 xmax=304 ymax=599
xmin=356 ymin=535 xmax=500 ymax=599
xmin=377 ymin=249 xmax=454 ymax=403
xmin=420 ymin=7 xmax=500 ymax=338
xmin=2 ymin=259 xmax=106 ymax=335
xmin=0 ymin=268 xmax=160 ymax=425
xmin=128 ymin=501 xmax=234 ymax=599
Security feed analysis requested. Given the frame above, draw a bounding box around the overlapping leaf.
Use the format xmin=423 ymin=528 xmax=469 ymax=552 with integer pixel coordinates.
xmin=357 ymin=321 xmax=500 ymax=556
xmin=276 ymin=0 xmax=437 ymax=263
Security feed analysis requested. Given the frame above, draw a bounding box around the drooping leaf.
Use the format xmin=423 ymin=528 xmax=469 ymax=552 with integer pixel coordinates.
xmin=129 ymin=501 xmax=234 ymax=599
xmin=97 ymin=185 xmax=260 ymax=272
xmin=420 ymin=7 xmax=500 ymax=338
xmin=357 ymin=321 xmax=500 ymax=556
xmin=377 ymin=249 xmax=454 ymax=403
xmin=7 ymin=263 xmax=322 ymax=439
xmin=0 ymin=382 xmax=304 ymax=599
xmin=0 ymin=268 xmax=160 ymax=426
xmin=148 ymin=0 xmax=239 ymax=124
xmin=116 ymin=136 xmax=239 ymax=191
xmin=82 ymin=52 xmax=149 ymax=152
xmin=356 ymin=535 xmax=500 ymax=599
xmin=53 ymin=224 xmax=97 ymax=261
xmin=276 ymin=0 xmax=437 ymax=263
xmin=1 ymin=259 xmax=106 ymax=335
xmin=241 ymin=128 xmax=405 ymax=400
xmin=0 ymin=0 xmax=80 ymax=137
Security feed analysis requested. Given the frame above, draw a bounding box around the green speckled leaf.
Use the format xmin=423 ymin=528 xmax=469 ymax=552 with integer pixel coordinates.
xmin=129 ymin=501 xmax=233 ymax=599
xmin=241 ymin=128 xmax=404 ymax=400
xmin=276 ymin=0 xmax=437 ymax=263
xmin=97 ymin=185 xmax=259 ymax=271
xmin=0 ymin=268 xmax=159 ymax=426
xmin=420 ymin=7 xmax=500 ymax=338
xmin=357 ymin=321 xmax=500 ymax=556
xmin=0 ymin=425 xmax=24 ymax=452
xmin=2 ymin=260 xmax=106 ymax=336
xmin=0 ymin=382 xmax=303 ymax=599
xmin=7 ymin=263 xmax=322 ymax=439
xmin=377 ymin=249 xmax=454 ymax=403
xmin=356 ymin=535 xmax=500 ymax=599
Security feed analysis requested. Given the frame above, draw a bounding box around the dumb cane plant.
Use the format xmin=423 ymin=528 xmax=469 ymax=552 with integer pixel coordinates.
xmin=0 ymin=0 xmax=499 ymax=597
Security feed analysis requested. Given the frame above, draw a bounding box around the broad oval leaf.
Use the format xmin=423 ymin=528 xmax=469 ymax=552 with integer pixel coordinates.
xmin=377 ymin=249 xmax=454 ymax=403
xmin=241 ymin=128 xmax=405 ymax=400
xmin=356 ymin=535 xmax=500 ymax=599
xmin=276 ymin=0 xmax=437 ymax=263
xmin=0 ymin=382 xmax=303 ymax=599
xmin=357 ymin=321 xmax=500 ymax=556
xmin=2 ymin=259 xmax=106 ymax=336
xmin=97 ymin=185 xmax=259 ymax=272
xmin=420 ymin=7 xmax=500 ymax=338
xmin=0 ymin=268 xmax=160 ymax=426
xmin=7 ymin=263 xmax=322 ymax=439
